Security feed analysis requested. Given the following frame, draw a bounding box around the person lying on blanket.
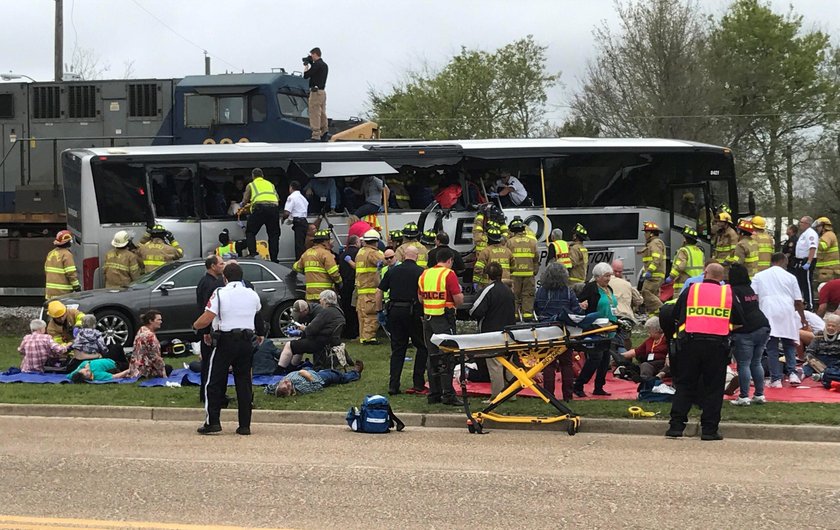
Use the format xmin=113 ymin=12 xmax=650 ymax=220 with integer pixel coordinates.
xmin=67 ymin=359 xmax=130 ymax=383
xmin=265 ymin=361 xmax=364 ymax=397
xmin=19 ymin=319 xmax=68 ymax=373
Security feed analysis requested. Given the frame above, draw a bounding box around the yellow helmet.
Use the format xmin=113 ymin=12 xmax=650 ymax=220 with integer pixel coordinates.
xmin=47 ymin=300 xmax=67 ymax=319
xmin=816 ymin=216 xmax=832 ymax=228
xmin=715 ymin=212 xmax=733 ymax=224
xmin=751 ymin=215 xmax=766 ymax=230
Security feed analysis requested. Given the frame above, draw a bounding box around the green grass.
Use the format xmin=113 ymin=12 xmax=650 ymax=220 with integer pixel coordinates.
xmin=1 ymin=336 xmax=838 ymax=425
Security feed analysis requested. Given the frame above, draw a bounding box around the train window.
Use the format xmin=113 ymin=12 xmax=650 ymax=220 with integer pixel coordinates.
xmin=32 ymin=86 xmax=61 ymax=119
xmin=149 ymin=166 xmax=198 ymax=219
xmin=250 ymin=94 xmax=266 ymax=122
xmin=277 ymin=92 xmax=308 ymax=118
xmin=0 ymin=94 xmax=13 ymax=118
xmin=128 ymin=83 xmax=158 ymax=117
xmin=185 ymin=94 xmax=213 ymax=127
xmin=218 ymin=96 xmax=245 ymax=124
xmin=90 ymin=161 xmax=152 ymax=224
xmin=68 ymin=85 xmax=97 ymax=119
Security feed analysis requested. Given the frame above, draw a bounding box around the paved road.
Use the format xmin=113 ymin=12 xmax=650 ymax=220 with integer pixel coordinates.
xmin=1 ymin=417 xmax=839 ymax=529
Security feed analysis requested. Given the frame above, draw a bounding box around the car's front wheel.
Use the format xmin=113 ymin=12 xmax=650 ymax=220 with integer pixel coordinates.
xmin=95 ymin=309 xmax=135 ymax=348
xmin=271 ymin=300 xmax=297 ymax=338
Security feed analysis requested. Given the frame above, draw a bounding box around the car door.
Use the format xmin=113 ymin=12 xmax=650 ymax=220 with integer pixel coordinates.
xmin=148 ymin=263 xmax=207 ymax=338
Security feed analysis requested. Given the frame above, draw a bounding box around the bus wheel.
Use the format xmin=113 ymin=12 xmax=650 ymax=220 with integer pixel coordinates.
xmin=270 ymin=300 xmax=297 ymax=338
xmin=95 ymin=309 xmax=134 ymax=348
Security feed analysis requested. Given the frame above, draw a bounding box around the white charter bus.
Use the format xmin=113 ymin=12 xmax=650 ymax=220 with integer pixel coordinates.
xmin=61 ymin=138 xmax=746 ymax=293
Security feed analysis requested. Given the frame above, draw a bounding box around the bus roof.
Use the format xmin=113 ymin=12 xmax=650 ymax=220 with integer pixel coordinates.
xmin=70 ymin=137 xmax=731 ymax=159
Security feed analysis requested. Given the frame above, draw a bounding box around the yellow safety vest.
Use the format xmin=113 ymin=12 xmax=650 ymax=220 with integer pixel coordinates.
xmin=551 ymin=240 xmax=572 ymax=268
xmin=248 ymin=177 xmax=279 ymax=205
xmin=418 ymin=265 xmax=455 ymax=316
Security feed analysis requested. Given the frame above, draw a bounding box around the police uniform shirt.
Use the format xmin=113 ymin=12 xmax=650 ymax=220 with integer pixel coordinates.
xmin=795 ymin=227 xmax=819 ymax=259
xmin=380 ymin=258 xmax=424 ymax=302
xmin=206 ymin=282 xmax=262 ymax=331
xmin=284 ymin=190 xmax=309 ymax=218
xmin=494 ymin=176 xmax=527 ymax=205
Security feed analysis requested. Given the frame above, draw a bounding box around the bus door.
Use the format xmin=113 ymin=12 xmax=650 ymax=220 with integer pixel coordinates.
xmin=146 ymin=163 xmax=202 ymax=259
xmin=668 ymin=182 xmax=715 ymax=263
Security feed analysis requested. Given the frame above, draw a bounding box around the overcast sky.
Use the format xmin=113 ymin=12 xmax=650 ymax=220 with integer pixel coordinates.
xmin=1 ymin=0 xmax=836 ymax=124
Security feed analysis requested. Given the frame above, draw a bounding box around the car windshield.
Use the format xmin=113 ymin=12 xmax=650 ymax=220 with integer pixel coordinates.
xmin=131 ymin=263 xmax=183 ymax=286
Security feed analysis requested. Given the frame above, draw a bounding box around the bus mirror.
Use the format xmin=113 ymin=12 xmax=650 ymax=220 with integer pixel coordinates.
xmin=748 ymin=192 xmax=756 ymax=216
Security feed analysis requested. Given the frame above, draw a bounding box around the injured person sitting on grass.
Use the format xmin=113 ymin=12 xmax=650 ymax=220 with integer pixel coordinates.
xmin=265 ymin=361 xmax=364 ymax=397
xmin=804 ymin=313 xmax=840 ymax=381
xmin=277 ymin=289 xmax=345 ymax=371
xmin=615 ymin=316 xmax=670 ymax=383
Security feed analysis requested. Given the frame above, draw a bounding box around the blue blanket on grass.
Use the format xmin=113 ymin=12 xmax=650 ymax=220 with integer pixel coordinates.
xmin=0 ymin=367 xmax=138 ymax=384
xmin=2 ymin=367 xmax=296 ymax=387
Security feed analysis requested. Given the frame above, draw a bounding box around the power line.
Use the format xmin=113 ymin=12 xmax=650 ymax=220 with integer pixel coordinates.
xmin=128 ymin=0 xmax=241 ymax=71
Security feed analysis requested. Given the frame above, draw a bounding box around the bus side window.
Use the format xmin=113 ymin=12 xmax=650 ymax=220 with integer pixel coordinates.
xmin=149 ymin=167 xmax=198 ymax=219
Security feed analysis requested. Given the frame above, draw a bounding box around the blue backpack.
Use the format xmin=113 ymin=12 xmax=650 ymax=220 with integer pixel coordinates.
xmin=346 ymin=394 xmax=405 ymax=434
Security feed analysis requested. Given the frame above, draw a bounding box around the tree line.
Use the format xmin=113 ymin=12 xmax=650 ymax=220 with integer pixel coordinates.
xmin=366 ymin=0 xmax=840 ymax=245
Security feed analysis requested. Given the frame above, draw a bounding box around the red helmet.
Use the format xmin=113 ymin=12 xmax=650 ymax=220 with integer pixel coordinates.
xmin=54 ymin=230 xmax=72 ymax=246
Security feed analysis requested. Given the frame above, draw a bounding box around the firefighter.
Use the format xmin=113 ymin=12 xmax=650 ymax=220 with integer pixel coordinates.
xmin=814 ymin=216 xmax=840 ymax=282
xmin=712 ymin=211 xmax=738 ymax=275
xmin=568 ymin=223 xmax=589 ymax=285
xmin=387 ymin=178 xmax=412 ymax=209
xmin=751 ymin=215 xmax=775 ymax=273
xmin=388 ymin=229 xmax=404 ymax=249
xmin=665 ymin=225 xmax=704 ymax=297
xmin=356 ymin=229 xmax=385 ymax=345
xmin=420 ymin=229 xmax=437 ymax=251
xmin=44 ymin=230 xmax=81 ymax=299
xmin=547 ymin=228 xmax=572 ymax=268
xmin=507 ymin=218 xmax=540 ymax=319
xmin=640 ymin=221 xmax=666 ymax=313
xmin=293 ymin=229 xmax=342 ymax=301
xmin=733 ymin=219 xmax=759 ymax=278
xmin=394 ymin=222 xmax=428 ymax=268
xmin=510 ymin=215 xmax=537 ymax=242
xmin=473 ymin=210 xmax=489 ymax=254
xmin=45 ymin=300 xmax=85 ymax=344
xmin=102 ymin=230 xmax=142 ymax=289
xmin=137 ymin=224 xmax=183 ymax=272
xmin=473 ymin=227 xmax=512 ymax=288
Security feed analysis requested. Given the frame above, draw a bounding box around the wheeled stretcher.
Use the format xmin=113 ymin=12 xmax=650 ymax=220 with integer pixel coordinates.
xmin=431 ymin=317 xmax=618 ymax=435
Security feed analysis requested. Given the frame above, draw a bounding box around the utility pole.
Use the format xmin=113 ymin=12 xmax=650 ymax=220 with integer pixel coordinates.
xmin=204 ymin=51 xmax=211 ymax=75
xmin=55 ymin=0 xmax=63 ymax=82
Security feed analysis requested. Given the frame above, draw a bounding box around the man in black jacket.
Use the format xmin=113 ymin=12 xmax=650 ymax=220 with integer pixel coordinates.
xmin=196 ymin=255 xmax=225 ymax=402
xmin=303 ymin=47 xmax=329 ymax=140
xmin=428 ymin=231 xmax=465 ymax=275
xmin=339 ymin=235 xmax=360 ymax=338
xmin=469 ymin=262 xmax=516 ymax=398
xmin=277 ymin=289 xmax=345 ymax=371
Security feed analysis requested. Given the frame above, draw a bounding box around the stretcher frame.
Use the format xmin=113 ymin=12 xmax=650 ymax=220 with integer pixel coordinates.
xmin=435 ymin=321 xmax=618 ymax=435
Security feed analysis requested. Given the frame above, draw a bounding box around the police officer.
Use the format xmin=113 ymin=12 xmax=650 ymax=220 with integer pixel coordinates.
xmin=640 ymin=222 xmax=666 ymax=314
xmin=102 ymin=230 xmax=142 ymax=289
xmin=356 ymin=229 xmax=384 ymax=344
xmin=378 ymin=245 xmax=428 ymax=395
xmin=395 ymin=222 xmax=428 ymax=268
xmin=732 ymin=219 xmax=759 ymax=278
xmin=712 ymin=211 xmax=738 ymax=275
xmin=474 ymin=227 xmax=512 ymax=288
xmin=666 ymin=263 xmax=744 ymax=440
xmin=192 ymin=263 xmax=261 ymax=436
xmin=137 ymin=224 xmax=183 ymax=272
xmin=242 ymin=168 xmax=281 ymax=262
xmin=293 ymin=229 xmax=342 ymax=301
xmin=665 ymin=226 xmax=704 ymax=297
xmin=751 ymin=215 xmax=775 ymax=273
xmin=568 ymin=223 xmax=589 ymax=285
xmin=507 ymin=218 xmax=539 ymax=319
xmin=44 ymin=230 xmax=81 ymax=299
xmin=418 ymin=247 xmax=464 ymax=406
xmin=546 ymin=228 xmax=572 ymax=268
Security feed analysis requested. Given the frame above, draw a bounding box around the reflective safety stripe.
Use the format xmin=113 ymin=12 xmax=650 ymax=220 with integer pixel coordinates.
xmin=419 ymin=266 xmax=454 ymax=316
xmin=356 ymin=267 xmax=378 ymax=273
xmin=511 ymin=271 xmax=534 ymax=277
xmin=304 ymin=266 xmax=328 ymax=273
xmin=45 ymin=283 xmax=74 ymax=290
xmin=44 ymin=267 xmax=69 ymax=274
xmin=248 ymin=178 xmax=279 ymax=204
xmin=512 ymin=252 xmax=535 ymax=258
xmin=569 ymin=277 xmax=585 ymax=283
xmin=551 ymin=240 xmax=572 ymax=268
xmin=357 ymin=287 xmax=377 ymax=295
xmin=306 ymin=282 xmax=334 ymax=288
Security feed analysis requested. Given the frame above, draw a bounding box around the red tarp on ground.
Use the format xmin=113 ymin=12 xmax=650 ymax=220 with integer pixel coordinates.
xmin=456 ymin=369 xmax=840 ymax=403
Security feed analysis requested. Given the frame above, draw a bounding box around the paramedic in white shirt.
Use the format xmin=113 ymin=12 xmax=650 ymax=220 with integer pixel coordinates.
xmin=284 ymin=180 xmax=310 ymax=260
xmin=192 ymin=262 xmax=262 ymax=436
xmin=493 ymin=170 xmax=527 ymax=207
xmin=794 ymin=215 xmax=819 ymax=310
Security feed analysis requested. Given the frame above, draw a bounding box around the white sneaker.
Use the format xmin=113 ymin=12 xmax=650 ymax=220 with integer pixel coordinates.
xmin=789 ymin=372 xmax=801 ymax=386
xmin=752 ymin=395 xmax=767 ymax=404
xmin=768 ymin=380 xmax=783 ymax=388
xmin=731 ymin=396 xmax=751 ymax=406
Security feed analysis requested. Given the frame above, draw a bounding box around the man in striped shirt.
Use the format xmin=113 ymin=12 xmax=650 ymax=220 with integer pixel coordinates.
xmin=19 ymin=319 xmax=67 ymax=372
